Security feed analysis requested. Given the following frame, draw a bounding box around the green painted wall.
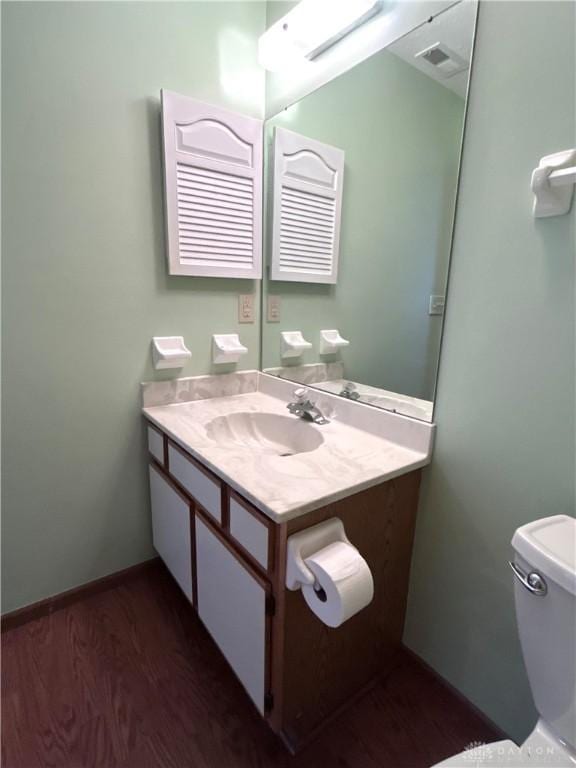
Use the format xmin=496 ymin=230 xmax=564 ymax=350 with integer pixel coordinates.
xmin=404 ymin=0 xmax=575 ymax=742
xmin=1 ymin=1 xmax=265 ymax=612
xmin=262 ymin=49 xmax=464 ymax=401
xmin=3 ymin=3 xmax=575 ymax=751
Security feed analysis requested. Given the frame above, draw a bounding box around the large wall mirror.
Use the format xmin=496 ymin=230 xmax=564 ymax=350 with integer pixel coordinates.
xmin=261 ymin=1 xmax=477 ymax=422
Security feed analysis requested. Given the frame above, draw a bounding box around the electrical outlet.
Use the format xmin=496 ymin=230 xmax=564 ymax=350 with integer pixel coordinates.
xmin=429 ymin=295 xmax=445 ymax=316
xmin=238 ymin=294 xmax=255 ymax=324
xmin=267 ymin=295 xmax=281 ymax=323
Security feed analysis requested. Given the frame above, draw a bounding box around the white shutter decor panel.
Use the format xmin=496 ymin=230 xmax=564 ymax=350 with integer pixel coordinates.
xmin=161 ymin=90 xmax=263 ymax=278
xmin=271 ymin=127 xmax=345 ymax=284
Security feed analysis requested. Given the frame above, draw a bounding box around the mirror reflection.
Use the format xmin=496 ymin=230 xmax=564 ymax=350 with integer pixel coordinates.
xmin=262 ymin=2 xmax=476 ymax=422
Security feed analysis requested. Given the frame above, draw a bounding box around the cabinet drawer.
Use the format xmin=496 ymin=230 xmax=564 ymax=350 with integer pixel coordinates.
xmin=229 ymin=495 xmax=271 ymax=571
xmin=149 ymin=464 xmax=193 ymax=603
xmin=147 ymin=425 xmax=164 ymax=465
xmin=168 ymin=443 xmax=222 ymax=523
xmin=195 ymin=514 xmax=268 ymax=714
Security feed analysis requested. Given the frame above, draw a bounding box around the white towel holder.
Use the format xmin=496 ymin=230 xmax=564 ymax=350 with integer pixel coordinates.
xmin=151 ymin=336 xmax=192 ymax=370
xmin=281 ymin=331 xmax=313 ymax=359
xmin=532 ymin=149 xmax=576 ymax=218
xmin=212 ymin=334 xmax=248 ymax=365
xmin=320 ymin=329 xmax=350 ymax=355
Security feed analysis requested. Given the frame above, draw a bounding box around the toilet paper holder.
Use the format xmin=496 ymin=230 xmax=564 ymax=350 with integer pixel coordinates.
xmin=286 ymin=517 xmax=352 ymax=591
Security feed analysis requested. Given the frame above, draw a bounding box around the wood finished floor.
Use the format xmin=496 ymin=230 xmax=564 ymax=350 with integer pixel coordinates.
xmin=2 ymin=563 xmax=500 ymax=768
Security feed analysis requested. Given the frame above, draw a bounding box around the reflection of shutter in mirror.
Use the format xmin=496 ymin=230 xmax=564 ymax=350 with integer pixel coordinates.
xmin=271 ymin=127 xmax=344 ymax=284
xmin=279 ymin=187 xmax=336 ymax=277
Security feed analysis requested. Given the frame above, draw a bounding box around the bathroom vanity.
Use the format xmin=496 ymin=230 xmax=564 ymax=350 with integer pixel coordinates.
xmin=142 ymin=371 xmax=433 ymax=750
xmin=145 ymin=0 xmax=472 ymax=751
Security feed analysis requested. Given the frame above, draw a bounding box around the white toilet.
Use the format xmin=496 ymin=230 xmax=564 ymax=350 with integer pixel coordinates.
xmin=434 ymin=514 xmax=576 ymax=767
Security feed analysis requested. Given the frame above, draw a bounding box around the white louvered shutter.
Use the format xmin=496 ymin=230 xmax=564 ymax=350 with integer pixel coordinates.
xmin=161 ymin=91 xmax=263 ymax=278
xmin=271 ymin=127 xmax=344 ymax=284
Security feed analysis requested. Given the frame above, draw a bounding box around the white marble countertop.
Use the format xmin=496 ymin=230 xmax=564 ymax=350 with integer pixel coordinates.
xmin=142 ymin=374 xmax=433 ymax=523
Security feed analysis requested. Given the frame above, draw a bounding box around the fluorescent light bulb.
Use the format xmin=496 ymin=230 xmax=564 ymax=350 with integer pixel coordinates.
xmin=258 ymin=0 xmax=384 ymax=72
xmin=258 ymin=23 xmax=303 ymax=73
xmin=292 ymin=0 xmax=383 ymax=60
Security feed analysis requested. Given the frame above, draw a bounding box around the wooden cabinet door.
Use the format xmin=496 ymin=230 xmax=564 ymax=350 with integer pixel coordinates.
xmin=195 ymin=513 xmax=269 ymax=714
xmin=149 ymin=464 xmax=193 ymax=603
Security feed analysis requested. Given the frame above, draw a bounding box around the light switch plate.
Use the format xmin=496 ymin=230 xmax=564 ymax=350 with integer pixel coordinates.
xmin=238 ymin=294 xmax=255 ymax=324
xmin=429 ymin=295 xmax=445 ymax=316
xmin=267 ymin=295 xmax=281 ymax=323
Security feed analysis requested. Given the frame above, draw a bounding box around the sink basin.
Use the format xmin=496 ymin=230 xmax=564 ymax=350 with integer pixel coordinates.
xmin=205 ymin=412 xmax=324 ymax=457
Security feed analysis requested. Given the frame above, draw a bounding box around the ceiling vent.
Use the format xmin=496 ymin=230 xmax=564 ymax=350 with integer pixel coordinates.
xmin=415 ymin=42 xmax=468 ymax=78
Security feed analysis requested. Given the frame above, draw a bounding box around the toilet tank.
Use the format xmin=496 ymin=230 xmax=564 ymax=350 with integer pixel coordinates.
xmin=511 ymin=515 xmax=576 ymax=751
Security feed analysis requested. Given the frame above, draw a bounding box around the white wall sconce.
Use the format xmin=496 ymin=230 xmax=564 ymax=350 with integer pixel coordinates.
xmin=258 ymin=0 xmax=384 ymax=72
xmin=281 ymin=331 xmax=313 ymax=359
xmin=151 ymin=336 xmax=192 ymax=370
xmin=320 ymin=329 xmax=350 ymax=355
xmin=532 ymin=148 xmax=576 ymax=218
xmin=212 ymin=334 xmax=248 ymax=365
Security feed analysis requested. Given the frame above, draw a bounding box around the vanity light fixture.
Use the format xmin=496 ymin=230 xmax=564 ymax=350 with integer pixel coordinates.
xmin=258 ymin=0 xmax=384 ymax=72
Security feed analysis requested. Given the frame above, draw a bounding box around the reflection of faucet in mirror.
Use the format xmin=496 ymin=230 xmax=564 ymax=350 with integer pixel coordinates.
xmin=340 ymin=382 xmax=361 ymax=400
xmin=287 ymin=388 xmax=330 ymax=425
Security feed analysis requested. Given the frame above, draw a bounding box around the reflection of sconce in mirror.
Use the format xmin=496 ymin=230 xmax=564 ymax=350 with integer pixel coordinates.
xmin=320 ymin=329 xmax=349 ymax=355
xmin=152 ymin=336 xmax=192 ymax=370
xmin=281 ymin=331 xmax=313 ymax=359
xmin=212 ymin=334 xmax=248 ymax=365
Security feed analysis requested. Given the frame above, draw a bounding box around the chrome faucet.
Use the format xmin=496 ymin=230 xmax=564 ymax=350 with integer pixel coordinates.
xmin=287 ymin=388 xmax=329 ymax=425
xmin=340 ymin=381 xmax=360 ymax=400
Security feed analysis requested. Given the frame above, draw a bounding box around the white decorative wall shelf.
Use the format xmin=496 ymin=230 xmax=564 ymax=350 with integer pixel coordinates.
xmin=531 ymin=148 xmax=576 ymax=218
xmin=212 ymin=334 xmax=248 ymax=365
xmin=281 ymin=331 xmax=313 ymax=359
xmin=151 ymin=336 xmax=192 ymax=370
xmin=320 ymin=329 xmax=350 ymax=355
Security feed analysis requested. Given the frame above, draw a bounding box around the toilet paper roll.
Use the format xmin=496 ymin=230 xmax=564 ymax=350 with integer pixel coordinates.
xmin=301 ymin=541 xmax=374 ymax=628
